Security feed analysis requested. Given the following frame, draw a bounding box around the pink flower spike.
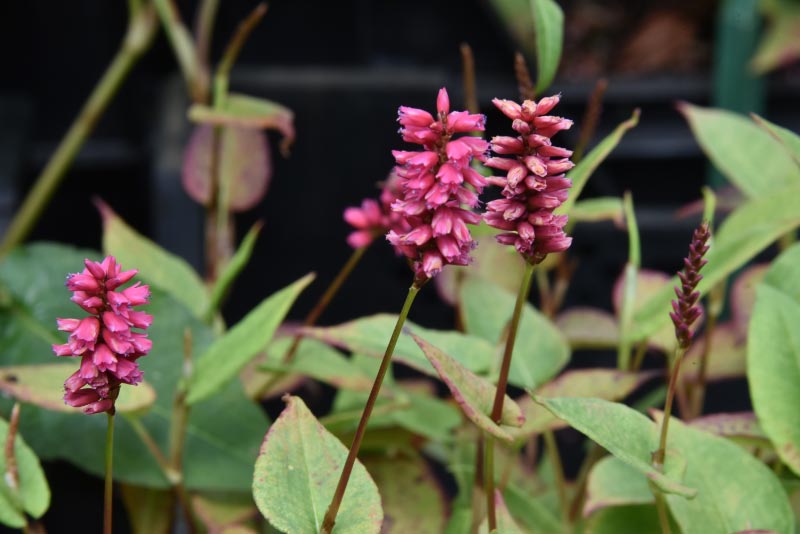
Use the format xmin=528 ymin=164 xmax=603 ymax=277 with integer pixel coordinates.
xmin=54 ymin=256 xmax=152 ymax=415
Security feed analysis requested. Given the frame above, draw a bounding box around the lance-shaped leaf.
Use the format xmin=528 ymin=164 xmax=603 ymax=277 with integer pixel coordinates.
xmin=208 ymin=221 xmax=264 ymax=316
xmin=531 ymin=0 xmax=564 ymax=94
xmin=0 ymin=415 xmax=50 ymax=527
xmin=650 ymin=412 xmax=794 ymax=534
xmin=478 ymin=490 xmax=527 ymax=534
xmin=688 ymin=412 xmax=769 ymax=447
xmin=749 ymin=257 xmax=800 ymax=475
xmin=537 ymin=397 xmax=696 ymax=497
xmin=558 ymin=109 xmax=640 ymax=216
xmin=182 ymin=125 xmax=272 ymax=213
xmin=630 ymin=183 xmax=800 ymax=342
xmin=362 ymin=453 xmax=445 ymax=534
xmin=679 ymin=103 xmax=800 ymax=197
xmin=511 ymin=369 xmax=655 ymax=440
xmin=99 ymin=201 xmax=210 ymax=318
xmin=459 ymin=276 xmax=570 ymax=389
xmin=584 ymin=456 xmax=653 ymax=517
xmin=0 ymin=364 xmax=156 ymax=415
xmin=571 ymin=197 xmax=624 ymax=224
xmin=555 ymin=307 xmax=619 ymax=350
xmin=751 ymin=114 xmax=800 ymax=167
xmin=305 ymin=314 xmax=495 ymax=376
xmin=188 ymin=274 xmax=313 ymax=404
xmin=411 ymin=333 xmax=523 ymax=441
xmin=252 ymin=395 xmax=382 ymax=534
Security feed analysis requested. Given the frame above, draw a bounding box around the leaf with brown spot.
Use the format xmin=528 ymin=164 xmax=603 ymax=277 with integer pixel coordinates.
xmin=0 ymin=364 xmax=156 ymax=415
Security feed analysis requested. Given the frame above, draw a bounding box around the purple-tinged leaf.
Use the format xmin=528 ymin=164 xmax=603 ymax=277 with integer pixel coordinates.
xmin=688 ymin=412 xmax=768 ymax=445
xmin=410 ymin=332 xmax=524 ymax=442
xmin=182 ymin=125 xmax=272 ymax=212
xmin=679 ymin=322 xmax=746 ymax=385
xmin=731 ymin=263 xmax=769 ymax=333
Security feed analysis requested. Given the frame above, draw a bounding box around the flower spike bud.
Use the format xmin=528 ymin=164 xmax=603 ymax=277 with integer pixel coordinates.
xmin=484 ymin=94 xmax=573 ymax=263
xmin=670 ymin=222 xmax=711 ymax=349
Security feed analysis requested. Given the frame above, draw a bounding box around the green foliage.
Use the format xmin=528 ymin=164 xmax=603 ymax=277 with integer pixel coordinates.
xmin=0 ymin=243 xmax=268 ymax=490
xmin=584 ymin=456 xmax=653 ymax=516
xmin=531 ymin=0 xmax=563 ymax=94
xmin=0 ymin=416 xmax=50 ymax=527
xmin=187 ymin=273 xmax=313 ymax=404
xmin=253 ymin=396 xmax=382 ymax=534
xmin=749 ymin=244 xmax=800 ymax=476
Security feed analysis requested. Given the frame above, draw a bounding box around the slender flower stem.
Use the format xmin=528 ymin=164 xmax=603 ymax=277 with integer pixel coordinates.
xmin=459 ymin=43 xmax=479 ymax=114
xmin=0 ymin=4 xmax=157 ymax=257
xmin=486 ymin=260 xmax=536 ymax=530
xmin=484 ymin=434 xmax=497 ymax=528
xmin=654 ymin=347 xmax=686 ymax=469
xmin=104 ymin=412 xmax=116 ymax=534
xmin=320 ymin=281 xmax=422 ymax=534
xmin=283 ymin=246 xmax=367 ymax=364
xmin=543 ymin=430 xmax=570 ymax=526
xmin=653 ymin=487 xmax=672 ymax=534
xmin=572 ymin=78 xmax=608 ymax=164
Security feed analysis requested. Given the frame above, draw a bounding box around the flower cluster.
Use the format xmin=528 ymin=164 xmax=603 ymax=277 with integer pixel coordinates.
xmin=52 ymin=256 xmax=152 ymax=414
xmin=343 ymin=172 xmax=410 ymax=250
xmin=387 ymin=88 xmax=489 ymax=280
xmin=484 ymin=95 xmax=574 ymax=263
xmin=670 ymin=222 xmax=711 ymax=349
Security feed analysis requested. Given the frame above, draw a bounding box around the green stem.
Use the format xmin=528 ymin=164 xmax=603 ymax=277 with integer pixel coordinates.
xmin=544 ymin=430 xmax=570 ymax=527
xmin=486 ymin=260 xmax=536 ymax=530
xmin=283 ymin=245 xmax=368 ymax=364
xmin=654 ymin=347 xmax=686 ymax=469
xmin=484 ymin=433 xmax=497 ymax=529
xmin=152 ymin=0 xmax=203 ymax=102
xmin=653 ymin=487 xmax=672 ymax=534
xmin=320 ymin=281 xmax=422 ymax=534
xmin=568 ymin=442 xmax=604 ymax=520
xmin=0 ymin=4 xmax=157 ymax=257
xmin=104 ymin=412 xmax=115 ymax=534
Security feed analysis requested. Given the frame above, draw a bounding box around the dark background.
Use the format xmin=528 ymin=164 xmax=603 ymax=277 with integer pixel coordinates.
xmin=0 ymin=1 xmax=799 ymax=531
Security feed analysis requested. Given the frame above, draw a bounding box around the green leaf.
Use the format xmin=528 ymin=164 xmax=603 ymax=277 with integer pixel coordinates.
xmin=584 ymin=505 xmax=666 ymax=534
xmin=731 ymin=263 xmax=770 ymax=333
xmin=751 ymin=114 xmax=800 ymax=167
xmin=0 ymin=364 xmax=156 ymax=415
xmin=0 ymin=415 xmax=50 ymax=524
xmin=0 ymin=243 xmax=268 ymax=491
xmin=751 ymin=1 xmax=800 ymax=74
xmin=537 ymin=397 xmax=696 ymax=498
xmin=584 ymin=456 xmax=653 ymax=516
xmin=558 ymin=109 xmax=640 ymax=217
xmin=191 ymin=491 xmax=257 ymax=532
xmin=120 ymin=484 xmax=174 ymax=534
xmin=362 ymin=453 xmax=445 ymax=534
xmin=305 ymin=314 xmax=495 ymax=377
xmin=613 ymin=269 xmax=682 ymax=354
xmin=252 ymin=395 xmax=383 ymax=534
xmin=189 ymin=93 xmax=295 ymax=145
xmin=571 ymin=197 xmax=624 ymax=224
xmin=555 ymin=308 xmax=618 ymax=350
xmin=99 ymin=202 xmax=211 ymax=319
xmin=188 ymin=273 xmax=313 ymax=404
xmin=411 ymin=333 xmax=524 ymax=441
xmin=678 ymin=103 xmax=800 ymax=197
xmin=208 ymin=221 xmax=263 ymax=316
xmin=679 ymin=323 xmax=747 ymax=386
xmin=531 ymin=0 xmax=563 ymax=94
xmin=510 ymin=369 xmax=654 ymax=441
xmin=651 ymin=412 xmax=795 ymax=534
xmin=459 ymin=276 xmax=570 ymax=389
xmin=478 ymin=490 xmax=527 ymax=534
xmin=630 ymin=183 xmax=800 ymax=342
xmin=749 ymin=283 xmax=800 ymax=475
xmin=260 ymin=337 xmax=374 ymax=392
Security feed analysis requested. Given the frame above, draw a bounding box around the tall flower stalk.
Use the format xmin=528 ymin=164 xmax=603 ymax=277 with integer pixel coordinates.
xmin=482 ymin=94 xmax=574 ymax=529
xmin=321 ymin=88 xmax=487 ymax=533
xmin=652 ymin=221 xmax=711 ymax=533
xmin=52 ymin=256 xmax=152 ymax=534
